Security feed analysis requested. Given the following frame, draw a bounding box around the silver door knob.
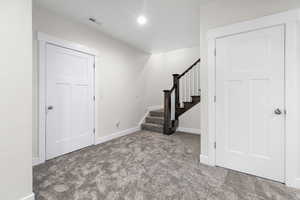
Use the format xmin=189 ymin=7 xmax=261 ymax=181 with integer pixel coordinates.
xmin=47 ymin=106 xmax=54 ymax=110
xmin=274 ymin=108 xmax=282 ymax=115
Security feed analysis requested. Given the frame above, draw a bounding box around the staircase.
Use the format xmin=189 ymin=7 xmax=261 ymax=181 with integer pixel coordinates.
xmin=141 ymin=59 xmax=201 ymax=135
xmin=141 ymin=109 xmax=164 ymax=133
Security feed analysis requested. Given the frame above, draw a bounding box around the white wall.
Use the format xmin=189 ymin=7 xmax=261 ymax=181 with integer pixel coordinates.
xmin=32 ymin=5 xmax=150 ymax=158
xmin=142 ymin=47 xmax=200 ymax=130
xmin=199 ymin=0 xmax=300 ymax=156
xmin=0 ymin=1 xmax=33 ymax=200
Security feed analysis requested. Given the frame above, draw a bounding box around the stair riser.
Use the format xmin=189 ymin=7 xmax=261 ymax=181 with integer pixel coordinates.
xmin=146 ymin=117 xmax=164 ymax=125
xmin=141 ymin=124 xmax=163 ymax=133
xmin=149 ymin=111 xmax=164 ymax=117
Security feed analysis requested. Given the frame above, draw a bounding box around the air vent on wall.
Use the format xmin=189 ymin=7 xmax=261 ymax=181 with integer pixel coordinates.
xmin=89 ymin=18 xmax=102 ymax=26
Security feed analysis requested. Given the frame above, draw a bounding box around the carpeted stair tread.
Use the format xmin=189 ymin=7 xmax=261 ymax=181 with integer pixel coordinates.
xmin=149 ymin=109 xmax=164 ymax=117
xmin=145 ymin=116 xmax=164 ymax=125
xmin=141 ymin=122 xmax=163 ymax=133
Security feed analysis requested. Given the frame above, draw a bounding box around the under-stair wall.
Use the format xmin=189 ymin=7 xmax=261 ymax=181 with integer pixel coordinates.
xmin=142 ymin=47 xmax=201 ymax=132
xmin=141 ymin=56 xmax=201 ymax=135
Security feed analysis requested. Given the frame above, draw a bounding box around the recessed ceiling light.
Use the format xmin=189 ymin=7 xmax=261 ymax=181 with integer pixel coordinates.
xmin=137 ymin=15 xmax=147 ymax=25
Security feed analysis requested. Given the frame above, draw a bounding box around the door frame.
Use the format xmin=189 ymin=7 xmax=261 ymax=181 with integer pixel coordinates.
xmin=37 ymin=32 xmax=97 ymax=164
xmin=215 ymin=25 xmax=286 ymax=183
xmin=205 ymin=10 xmax=300 ymax=188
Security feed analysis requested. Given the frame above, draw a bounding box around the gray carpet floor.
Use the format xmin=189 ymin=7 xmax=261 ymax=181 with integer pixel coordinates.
xmin=33 ymin=131 xmax=300 ymax=200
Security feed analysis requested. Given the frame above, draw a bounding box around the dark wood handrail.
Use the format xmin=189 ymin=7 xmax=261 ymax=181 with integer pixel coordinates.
xmin=178 ymin=58 xmax=200 ymax=79
xmin=169 ymin=85 xmax=176 ymax=93
xmin=165 ymin=58 xmax=200 ymax=92
xmin=165 ymin=83 xmax=176 ymax=93
xmin=163 ymin=58 xmax=201 ymax=135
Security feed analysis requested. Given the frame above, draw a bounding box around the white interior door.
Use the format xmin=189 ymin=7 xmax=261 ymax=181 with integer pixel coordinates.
xmin=216 ymin=25 xmax=285 ymax=182
xmin=46 ymin=44 xmax=94 ymax=160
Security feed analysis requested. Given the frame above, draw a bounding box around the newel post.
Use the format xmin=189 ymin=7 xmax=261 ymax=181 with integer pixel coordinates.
xmin=163 ymin=90 xmax=171 ymax=135
xmin=173 ymin=74 xmax=180 ymax=119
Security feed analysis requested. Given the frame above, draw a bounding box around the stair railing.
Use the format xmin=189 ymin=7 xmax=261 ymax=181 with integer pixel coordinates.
xmin=163 ymin=58 xmax=201 ymax=135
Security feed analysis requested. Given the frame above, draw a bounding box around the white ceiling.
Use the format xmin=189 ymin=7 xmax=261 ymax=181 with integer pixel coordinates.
xmin=35 ymin=0 xmax=200 ymax=53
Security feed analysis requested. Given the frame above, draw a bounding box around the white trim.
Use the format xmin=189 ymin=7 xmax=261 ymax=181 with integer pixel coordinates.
xmin=92 ymin=56 xmax=96 ymax=145
xmin=200 ymin=154 xmax=210 ymax=166
xmin=206 ymin=31 xmax=217 ymax=166
xmin=38 ymin=40 xmax=46 ymax=164
xmin=139 ymin=111 xmax=149 ymax=126
xmin=37 ymin=32 xmax=97 ymax=164
xmin=177 ymin=127 xmax=201 ymax=135
xmin=32 ymin=157 xmax=43 ymax=166
xmin=206 ymin=9 xmax=300 ymax=188
xmin=37 ymin=32 xmax=98 ymax=56
xmin=19 ymin=193 xmax=35 ymax=200
xmin=95 ymin=127 xmax=140 ymax=145
xmin=207 ymin=9 xmax=300 ymax=40
xmin=293 ymin=178 xmax=300 ymax=189
xmin=139 ymin=110 xmax=150 ymax=126
xmin=284 ymin=20 xmax=300 ymax=188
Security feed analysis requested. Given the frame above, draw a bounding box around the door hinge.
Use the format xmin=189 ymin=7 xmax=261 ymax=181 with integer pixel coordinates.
xmin=214 ymin=142 xmax=216 ymax=149
xmin=93 ymin=128 xmax=95 ymax=134
xmin=93 ymin=96 xmax=95 ymax=101
xmin=214 ymin=96 xmax=216 ymax=103
xmin=214 ymin=48 xmax=217 ymax=57
xmin=284 ymin=109 xmax=287 ymax=115
xmin=93 ymin=63 xmax=96 ymax=69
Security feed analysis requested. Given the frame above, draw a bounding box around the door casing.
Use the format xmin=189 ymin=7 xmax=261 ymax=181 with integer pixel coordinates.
xmin=215 ymin=25 xmax=285 ymax=182
xmin=204 ymin=10 xmax=300 ymax=188
xmin=37 ymin=32 xmax=97 ymax=165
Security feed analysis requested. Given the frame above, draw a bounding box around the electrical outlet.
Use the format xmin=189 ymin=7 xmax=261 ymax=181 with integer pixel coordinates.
xmin=116 ymin=121 xmax=120 ymax=128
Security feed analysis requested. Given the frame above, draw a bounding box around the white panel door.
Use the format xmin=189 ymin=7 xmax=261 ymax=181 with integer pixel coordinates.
xmin=46 ymin=44 xmax=94 ymax=160
xmin=216 ymin=25 xmax=285 ymax=182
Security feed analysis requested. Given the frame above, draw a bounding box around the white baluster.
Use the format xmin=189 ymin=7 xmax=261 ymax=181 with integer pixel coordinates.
xmin=195 ymin=64 xmax=198 ymax=96
xmin=190 ymin=70 xmax=193 ymax=100
xmin=191 ymin=69 xmax=194 ymax=98
xmin=185 ymin=73 xmax=188 ymax=102
xmin=194 ymin=66 xmax=197 ymax=96
xmin=188 ymin=71 xmax=191 ymax=99
xmin=189 ymin=71 xmax=192 ymax=101
xmin=198 ymin=63 xmax=201 ymax=95
xmin=179 ymin=78 xmax=181 ymax=107
xmin=180 ymin=78 xmax=183 ymax=107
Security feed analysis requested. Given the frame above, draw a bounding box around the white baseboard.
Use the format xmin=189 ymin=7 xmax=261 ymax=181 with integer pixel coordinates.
xmin=288 ymin=178 xmax=300 ymax=189
xmin=32 ymin=157 xmax=44 ymax=166
xmin=177 ymin=127 xmax=201 ymax=135
xmin=20 ymin=193 xmax=35 ymax=200
xmin=199 ymin=154 xmax=210 ymax=166
xmin=33 ymin=127 xmax=140 ymax=166
xmin=139 ymin=110 xmax=150 ymax=126
xmin=295 ymin=178 xmax=300 ymax=188
xmin=95 ymin=126 xmax=140 ymax=145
